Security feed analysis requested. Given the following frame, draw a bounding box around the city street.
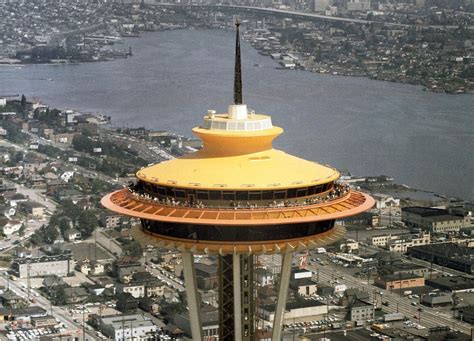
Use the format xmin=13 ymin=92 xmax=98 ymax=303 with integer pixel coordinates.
xmin=260 ymin=253 xmax=473 ymax=336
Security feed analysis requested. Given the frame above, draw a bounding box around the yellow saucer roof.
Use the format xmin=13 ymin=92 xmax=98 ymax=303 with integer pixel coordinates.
xmin=137 ymin=144 xmax=340 ymax=191
xmin=137 ymin=108 xmax=340 ymax=191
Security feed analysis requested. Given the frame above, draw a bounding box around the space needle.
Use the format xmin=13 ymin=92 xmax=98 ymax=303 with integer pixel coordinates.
xmin=102 ymin=21 xmax=374 ymax=341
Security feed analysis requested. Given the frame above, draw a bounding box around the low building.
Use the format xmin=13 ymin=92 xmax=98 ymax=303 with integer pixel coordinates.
xmin=0 ymin=291 xmax=26 ymax=309
xmin=11 ymin=253 xmax=74 ymax=278
xmin=95 ymin=314 xmax=157 ymax=340
xmin=422 ymin=293 xmax=452 ymax=307
xmin=291 ymin=278 xmax=317 ymax=297
xmin=379 ymin=262 xmax=430 ymax=278
xmin=408 ymin=244 xmax=474 ymax=274
xmin=174 ymin=308 xmax=218 ymax=340
xmin=372 ymin=193 xmax=400 ymax=209
xmin=368 ymin=232 xmax=430 ymax=252
xmin=458 ymin=306 xmax=474 ymax=324
xmin=258 ymin=300 xmax=328 ymax=323
xmin=31 ymin=315 xmax=58 ymax=328
xmin=426 ymin=276 xmax=474 ymax=293
xmin=0 ymin=306 xmax=47 ymax=323
xmin=374 ymin=273 xmax=425 ymax=290
xmin=350 ymin=300 xmax=374 ymax=322
xmin=195 ymin=263 xmax=218 ymax=290
xmin=402 ymin=207 xmax=468 ymax=233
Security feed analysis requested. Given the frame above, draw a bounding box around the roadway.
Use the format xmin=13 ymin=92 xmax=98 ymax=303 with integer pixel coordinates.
xmin=0 ymin=276 xmax=96 ymax=340
xmin=260 ymin=253 xmax=473 ymax=335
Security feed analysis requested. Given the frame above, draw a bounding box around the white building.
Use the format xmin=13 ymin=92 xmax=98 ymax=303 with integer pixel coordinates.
xmin=255 ymin=268 xmax=274 ymax=286
xmin=372 ymin=193 xmax=400 ymax=209
xmin=97 ymin=314 xmax=156 ymax=340
xmin=368 ymin=232 xmax=430 ymax=252
xmin=3 ymin=220 xmax=22 ymax=235
xmin=12 ymin=253 xmax=74 ymax=278
xmin=347 ymin=0 xmax=370 ymax=11
xmin=312 ymin=0 xmax=331 ymax=12
xmin=259 ymin=301 xmax=328 ymax=324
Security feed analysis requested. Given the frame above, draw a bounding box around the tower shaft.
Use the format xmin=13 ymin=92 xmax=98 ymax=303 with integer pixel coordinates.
xmin=219 ymin=254 xmax=255 ymax=340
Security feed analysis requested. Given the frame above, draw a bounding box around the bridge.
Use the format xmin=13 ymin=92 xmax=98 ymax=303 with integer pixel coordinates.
xmin=154 ymin=3 xmax=468 ymax=29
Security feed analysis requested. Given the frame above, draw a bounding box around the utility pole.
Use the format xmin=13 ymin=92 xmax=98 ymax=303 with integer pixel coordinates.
xmin=27 ymin=259 xmax=31 ymax=303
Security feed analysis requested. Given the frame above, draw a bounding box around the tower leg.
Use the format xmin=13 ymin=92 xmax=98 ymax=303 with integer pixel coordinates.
xmin=272 ymin=252 xmax=293 ymax=341
xmin=182 ymin=251 xmax=203 ymax=340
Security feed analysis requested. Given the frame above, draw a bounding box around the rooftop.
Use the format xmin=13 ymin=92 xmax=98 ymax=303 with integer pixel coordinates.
xmin=379 ymin=273 xmax=423 ymax=281
xmin=403 ymin=206 xmax=464 ymax=219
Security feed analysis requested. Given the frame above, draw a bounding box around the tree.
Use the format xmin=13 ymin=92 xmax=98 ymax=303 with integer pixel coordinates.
xmin=123 ymin=240 xmax=142 ymax=258
xmin=58 ymin=217 xmax=71 ymax=234
xmin=76 ymin=210 xmax=98 ymax=238
xmin=43 ymin=225 xmax=59 ymax=244
xmin=18 ymin=224 xmax=26 ymax=237
xmin=61 ymin=200 xmax=82 ymax=223
xmin=21 ymin=94 xmax=26 ymax=107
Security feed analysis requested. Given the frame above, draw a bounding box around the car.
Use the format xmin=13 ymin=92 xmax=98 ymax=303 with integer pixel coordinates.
xmin=411 ymin=302 xmax=417 ymax=306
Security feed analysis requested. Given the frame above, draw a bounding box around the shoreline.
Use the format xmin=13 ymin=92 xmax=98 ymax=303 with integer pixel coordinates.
xmin=1 ymin=27 xmax=471 ymax=95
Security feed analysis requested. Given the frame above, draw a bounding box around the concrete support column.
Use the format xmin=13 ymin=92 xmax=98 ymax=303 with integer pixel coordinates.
xmin=272 ymin=252 xmax=293 ymax=341
xmin=182 ymin=251 xmax=203 ymax=340
xmin=233 ymin=254 xmax=243 ymax=341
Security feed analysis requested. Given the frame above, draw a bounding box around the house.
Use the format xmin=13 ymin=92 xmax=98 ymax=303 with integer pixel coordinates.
xmin=116 ymin=293 xmax=139 ymax=313
xmin=0 ymin=204 xmax=16 ymax=218
xmin=255 ymin=268 xmax=274 ymax=286
xmin=62 ymin=287 xmax=89 ymax=304
xmin=78 ymin=260 xmax=104 ymax=276
xmin=4 ymin=193 xmax=28 ymax=207
xmin=20 ymin=201 xmax=46 ymax=219
xmin=114 ymin=256 xmax=144 ymax=282
xmin=64 ymin=228 xmax=82 ymax=242
xmin=139 ymin=297 xmax=159 ymax=315
xmin=86 ymin=284 xmax=106 ymax=296
xmin=2 ymin=220 xmax=22 ymax=235
xmin=341 ymin=288 xmax=370 ymax=307
xmin=0 ymin=290 xmax=26 ymax=309
xmin=117 ymin=283 xmax=145 ymax=299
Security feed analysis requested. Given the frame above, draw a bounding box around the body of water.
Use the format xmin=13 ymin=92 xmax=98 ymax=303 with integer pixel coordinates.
xmin=1 ymin=29 xmax=472 ymax=200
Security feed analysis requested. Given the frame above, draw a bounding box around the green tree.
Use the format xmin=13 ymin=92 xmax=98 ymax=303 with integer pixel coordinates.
xmin=18 ymin=224 xmax=26 ymax=237
xmin=21 ymin=94 xmax=26 ymax=107
xmin=58 ymin=217 xmax=71 ymax=234
xmin=76 ymin=211 xmax=98 ymax=238
xmin=61 ymin=199 xmax=82 ymax=223
xmin=43 ymin=225 xmax=59 ymax=244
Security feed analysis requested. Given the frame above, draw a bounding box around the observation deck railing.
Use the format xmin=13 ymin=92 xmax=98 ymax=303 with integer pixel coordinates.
xmin=126 ymin=183 xmax=350 ymax=211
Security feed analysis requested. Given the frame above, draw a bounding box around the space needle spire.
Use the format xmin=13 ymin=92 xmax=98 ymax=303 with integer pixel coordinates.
xmin=234 ymin=19 xmax=243 ymax=105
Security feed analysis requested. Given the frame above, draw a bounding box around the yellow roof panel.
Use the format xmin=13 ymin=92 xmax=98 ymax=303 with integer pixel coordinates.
xmin=138 ymin=148 xmax=339 ymax=190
